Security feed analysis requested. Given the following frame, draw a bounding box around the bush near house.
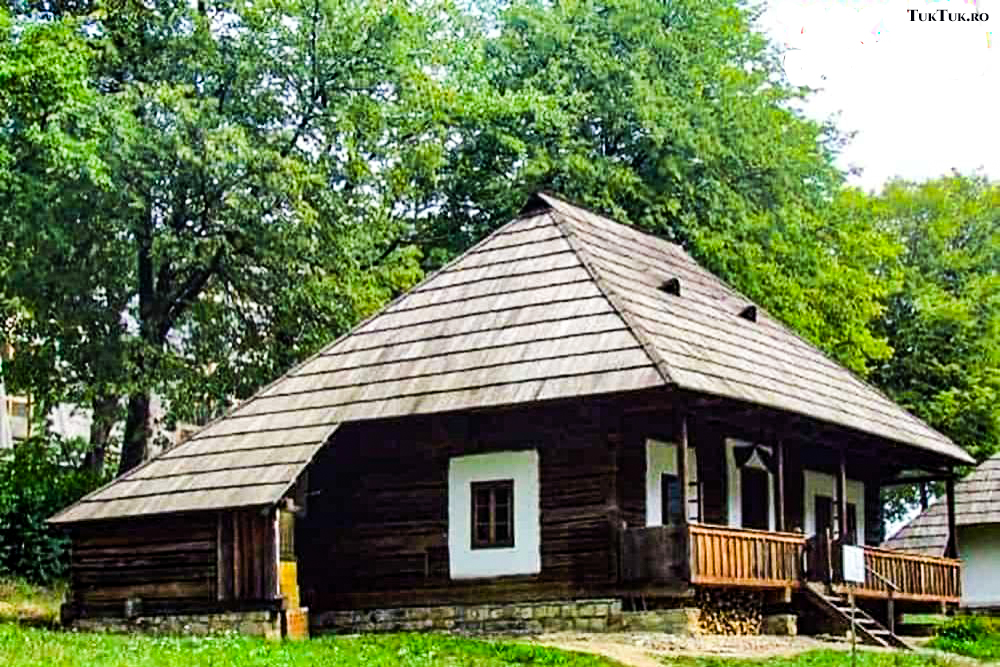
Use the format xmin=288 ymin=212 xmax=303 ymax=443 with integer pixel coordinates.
xmin=927 ymin=615 xmax=1000 ymax=660
xmin=0 ymin=437 xmax=106 ymax=584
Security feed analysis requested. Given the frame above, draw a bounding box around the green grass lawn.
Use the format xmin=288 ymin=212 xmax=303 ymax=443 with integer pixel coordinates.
xmin=664 ymin=649 xmax=960 ymax=667
xmin=0 ymin=624 xmax=623 ymax=667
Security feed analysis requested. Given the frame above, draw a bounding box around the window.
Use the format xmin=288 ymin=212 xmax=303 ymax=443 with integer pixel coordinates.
xmin=741 ymin=466 xmax=770 ymax=530
xmin=471 ymin=480 xmax=514 ymax=549
xmin=660 ymin=473 xmax=684 ymax=525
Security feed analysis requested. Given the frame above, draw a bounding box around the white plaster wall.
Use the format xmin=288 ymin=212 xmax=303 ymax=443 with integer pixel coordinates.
xmin=448 ymin=450 xmax=540 ymax=579
xmin=726 ymin=439 xmax=775 ymax=530
xmin=645 ymin=439 xmax=698 ymax=526
xmin=802 ymin=469 xmax=865 ymax=541
xmin=959 ymin=524 xmax=1000 ymax=608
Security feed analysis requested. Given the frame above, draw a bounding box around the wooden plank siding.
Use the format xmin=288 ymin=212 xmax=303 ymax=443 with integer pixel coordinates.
xmin=66 ymin=510 xmax=279 ymax=618
xmin=298 ymin=398 xmax=642 ymax=613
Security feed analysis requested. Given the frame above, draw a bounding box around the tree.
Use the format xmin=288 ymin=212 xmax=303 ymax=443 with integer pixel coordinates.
xmin=869 ymin=176 xmax=1000 ymax=450
xmin=834 ymin=174 xmax=1000 ymax=522
xmin=0 ymin=8 xmax=126 ymax=471
xmin=429 ymin=0 xmax=896 ymax=375
xmin=1 ymin=1 xmax=463 ymax=474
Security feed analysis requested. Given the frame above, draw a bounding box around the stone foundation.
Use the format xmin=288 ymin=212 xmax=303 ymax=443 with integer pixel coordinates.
xmin=71 ymin=610 xmax=283 ymax=639
xmin=316 ymin=599 xmax=702 ymax=636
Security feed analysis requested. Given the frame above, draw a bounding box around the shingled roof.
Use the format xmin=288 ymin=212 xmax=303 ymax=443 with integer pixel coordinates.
xmin=51 ymin=193 xmax=973 ymax=524
xmin=883 ymin=452 xmax=1000 ymax=556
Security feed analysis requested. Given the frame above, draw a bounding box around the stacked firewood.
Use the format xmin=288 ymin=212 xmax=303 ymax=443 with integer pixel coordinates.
xmin=696 ymin=589 xmax=762 ymax=635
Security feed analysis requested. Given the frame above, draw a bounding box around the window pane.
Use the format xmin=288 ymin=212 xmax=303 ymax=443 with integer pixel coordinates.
xmin=471 ymin=480 xmax=514 ymax=548
xmin=476 ymin=504 xmax=490 ymax=524
xmin=662 ymin=473 xmax=682 ymax=524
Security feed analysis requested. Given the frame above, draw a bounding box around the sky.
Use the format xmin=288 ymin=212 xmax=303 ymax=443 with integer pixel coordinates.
xmin=759 ymin=0 xmax=999 ymax=190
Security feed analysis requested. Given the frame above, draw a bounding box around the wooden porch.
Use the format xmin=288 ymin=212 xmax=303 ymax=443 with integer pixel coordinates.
xmin=622 ymin=523 xmax=961 ymax=603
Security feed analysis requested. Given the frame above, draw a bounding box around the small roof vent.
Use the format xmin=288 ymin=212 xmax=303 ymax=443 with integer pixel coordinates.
xmin=739 ymin=305 xmax=757 ymax=322
xmin=659 ymin=277 xmax=681 ymax=296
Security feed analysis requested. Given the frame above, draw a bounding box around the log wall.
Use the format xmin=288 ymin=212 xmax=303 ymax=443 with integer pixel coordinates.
xmin=67 ymin=509 xmax=278 ymax=619
xmin=68 ymin=514 xmax=218 ymax=617
xmin=298 ymin=398 xmax=637 ymax=613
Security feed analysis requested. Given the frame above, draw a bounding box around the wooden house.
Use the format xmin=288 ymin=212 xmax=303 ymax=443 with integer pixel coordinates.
xmin=51 ymin=194 xmax=973 ymax=643
xmin=885 ymin=452 xmax=1000 ymax=611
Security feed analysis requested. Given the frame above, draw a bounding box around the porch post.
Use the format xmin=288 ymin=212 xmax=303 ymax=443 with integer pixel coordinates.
xmin=775 ymin=439 xmax=786 ymax=532
xmin=837 ymin=449 xmax=849 ymax=542
xmin=677 ymin=413 xmax=690 ymax=525
xmin=945 ymin=471 xmax=958 ymax=558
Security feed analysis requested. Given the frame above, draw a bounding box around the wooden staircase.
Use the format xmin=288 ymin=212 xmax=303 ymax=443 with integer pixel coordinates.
xmin=803 ymin=583 xmax=909 ymax=650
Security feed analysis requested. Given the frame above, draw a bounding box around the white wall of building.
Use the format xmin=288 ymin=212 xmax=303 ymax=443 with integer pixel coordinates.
xmin=645 ymin=438 xmax=698 ymax=526
xmin=960 ymin=524 xmax=1000 ymax=609
xmin=447 ymin=449 xmax=541 ymax=579
xmin=803 ymin=469 xmax=865 ymax=540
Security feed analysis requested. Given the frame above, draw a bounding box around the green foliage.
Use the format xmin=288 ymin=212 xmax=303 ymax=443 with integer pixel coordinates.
xmin=929 ymin=615 xmax=1000 ymax=660
xmin=0 ymin=439 xmax=105 ymax=584
xmin=0 ymin=626 xmax=619 ymax=666
xmin=868 ymin=174 xmax=1000 ymax=461
xmin=846 ymin=174 xmax=1000 ymax=520
xmin=433 ymin=0 xmax=895 ymax=375
xmin=0 ymin=1 xmax=467 ymax=471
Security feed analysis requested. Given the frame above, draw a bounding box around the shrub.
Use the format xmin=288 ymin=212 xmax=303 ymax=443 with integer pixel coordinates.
xmin=0 ymin=436 xmax=106 ymax=584
xmin=929 ymin=615 xmax=1000 ymax=660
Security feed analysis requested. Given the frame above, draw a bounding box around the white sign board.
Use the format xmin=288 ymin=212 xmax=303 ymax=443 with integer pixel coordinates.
xmin=842 ymin=544 xmax=866 ymax=584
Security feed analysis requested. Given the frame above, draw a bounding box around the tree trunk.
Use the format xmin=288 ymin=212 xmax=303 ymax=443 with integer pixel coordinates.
xmin=118 ymin=391 xmax=151 ymax=476
xmin=83 ymin=394 xmax=118 ymax=476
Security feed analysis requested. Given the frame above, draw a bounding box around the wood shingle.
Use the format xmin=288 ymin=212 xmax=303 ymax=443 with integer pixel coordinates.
xmin=51 ymin=194 xmax=973 ymax=524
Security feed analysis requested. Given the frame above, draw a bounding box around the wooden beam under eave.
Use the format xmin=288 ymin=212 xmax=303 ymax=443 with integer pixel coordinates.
xmin=837 ymin=449 xmax=849 ymax=543
xmin=776 ymin=439 xmax=786 ymax=532
xmin=678 ymin=413 xmax=690 ymax=526
xmin=946 ymin=473 xmax=958 ymax=558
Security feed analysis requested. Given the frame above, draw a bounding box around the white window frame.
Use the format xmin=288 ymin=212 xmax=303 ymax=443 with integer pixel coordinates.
xmin=448 ymin=450 xmax=540 ymax=579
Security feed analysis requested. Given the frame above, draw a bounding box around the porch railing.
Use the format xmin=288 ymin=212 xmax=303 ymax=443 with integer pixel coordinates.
xmin=840 ymin=544 xmax=961 ymax=602
xmin=623 ymin=523 xmax=960 ymax=602
xmin=688 ymin=524 xmax=805 ymax=588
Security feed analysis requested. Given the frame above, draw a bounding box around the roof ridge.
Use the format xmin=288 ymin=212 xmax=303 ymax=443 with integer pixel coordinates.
xmin=549 ymin=210 xmax=674 ymax=388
